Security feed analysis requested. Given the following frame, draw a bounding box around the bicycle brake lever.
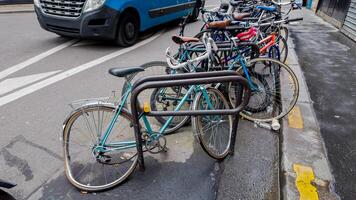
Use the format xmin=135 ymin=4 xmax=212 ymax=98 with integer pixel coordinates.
xmin=165 ymin=47 xmax=179 ymax=65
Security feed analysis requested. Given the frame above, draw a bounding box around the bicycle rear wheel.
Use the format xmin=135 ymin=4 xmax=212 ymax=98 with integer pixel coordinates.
xmin=229 ymin=73 xmax=271 ymax=113
xmin=121 ymin=61 xmax=190 ymax=134
xmin=192 ymin=88 xmax=233 ymax=160
xmin=121 ymin=61 xmax=172 ymax=104
xmin=150 ymin=87 xmax=192 ymax=134
xmin=63 ymin=104 xmax=137 ymax=191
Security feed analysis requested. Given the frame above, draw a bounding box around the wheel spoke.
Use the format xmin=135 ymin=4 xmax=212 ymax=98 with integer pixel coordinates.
xmin=64 ymin=105 xmax=137 ymax=191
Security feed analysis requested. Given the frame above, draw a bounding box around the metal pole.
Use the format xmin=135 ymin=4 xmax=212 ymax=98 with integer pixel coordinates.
xmin=229 ymin=83 xmax=243 ymax=155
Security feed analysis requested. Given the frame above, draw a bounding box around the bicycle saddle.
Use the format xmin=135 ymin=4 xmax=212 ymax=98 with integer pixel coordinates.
xmin=172 ymin=35 xmax=199 ymax=44
xmin=233 ymin=12 xmax=251 ymax=20
xmin=255 ymin=5 xmax=276 ymax=12
xmin=207 ymin=20 xmax=231 ymax=29
xmin=236 ymin=27 xmax=257 ymax=41
xmin=108 ymin=67 xmax=144 ymax=77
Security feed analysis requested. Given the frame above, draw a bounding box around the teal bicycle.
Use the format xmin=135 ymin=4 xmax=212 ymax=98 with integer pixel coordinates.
xmin=62 ymin=35 xmax=235 ymax=192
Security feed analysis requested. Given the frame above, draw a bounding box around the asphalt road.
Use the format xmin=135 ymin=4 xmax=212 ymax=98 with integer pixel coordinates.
xmin=0 ymin=1 xmax=279 ymax=199
xmin=290 ymin=11 xmax=356 ymax=199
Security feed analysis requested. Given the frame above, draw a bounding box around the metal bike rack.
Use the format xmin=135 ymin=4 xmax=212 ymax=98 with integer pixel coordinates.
xmin=130 ymin=71 xmax=251 ymax=171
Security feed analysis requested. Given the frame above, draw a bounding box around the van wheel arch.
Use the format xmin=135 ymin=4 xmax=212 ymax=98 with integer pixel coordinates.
xmin=115 ymin=7 xmax=140 ymax=46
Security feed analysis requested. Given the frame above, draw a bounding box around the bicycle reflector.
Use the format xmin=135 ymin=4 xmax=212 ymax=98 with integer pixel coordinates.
xmin=143 ymin=102 xmax=151 ymax=113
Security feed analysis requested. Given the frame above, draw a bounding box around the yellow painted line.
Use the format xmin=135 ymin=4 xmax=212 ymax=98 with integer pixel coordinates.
xmin=288 ymin=106 xmax=304 ymax=129
xmin=293 ymin=164 xmax=319 ymax=200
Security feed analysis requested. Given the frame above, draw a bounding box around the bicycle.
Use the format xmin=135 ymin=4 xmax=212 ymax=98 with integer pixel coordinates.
xmin=62 ymin=34 xmax=239 ymax=191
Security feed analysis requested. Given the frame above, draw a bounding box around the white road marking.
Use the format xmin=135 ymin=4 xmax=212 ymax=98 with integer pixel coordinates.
xmin=0 ymin=70 xmax=61 ymax=96
xmin=208 ymin=7 xmax=219 ymax=11
xmin=72 ymin=40 xmax=101 ymax=47
xmin=0 ymin=39 xmax=78 ymax=80
xmin=0 ymin=31 xmax=163 ymax=107
xmin=205 ymin=4 xmax=219 ymax=8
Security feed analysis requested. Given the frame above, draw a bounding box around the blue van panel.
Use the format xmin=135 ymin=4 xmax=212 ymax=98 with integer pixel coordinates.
xmin=105 ymin=0 xmax=195 ymax=31
xmin=35 ymin=0 xmax=198 ymax=40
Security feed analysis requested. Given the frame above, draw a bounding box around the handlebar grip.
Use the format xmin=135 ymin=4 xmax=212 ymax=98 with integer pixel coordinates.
xmin=287 ymin=17 xmax=303 ymax=22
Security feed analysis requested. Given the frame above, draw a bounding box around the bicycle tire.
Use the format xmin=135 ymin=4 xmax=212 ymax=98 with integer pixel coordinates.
xmin=63 ymin=104 xmax=137 ymax=191
xmin=121 ymin=61 xmax=171 ymax=99
xmin=150 ymin=87 xmax=192 ymax=134
xmin=192 ymin=87 xmax=233 ymax=160
xmin=277 ymin=35 xmax=288 ymax=63
xmin=238 ymin=57 xmax=299 ymax=122
xmin=279 ymin=25 xmax=289 ymax=42
xmin=229 ymin=72 xmax=271 ymax=113
xmin=121 ymin=61 xmax=190 ymax=133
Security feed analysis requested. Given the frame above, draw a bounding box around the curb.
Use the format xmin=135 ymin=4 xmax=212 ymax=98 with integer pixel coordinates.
xmin=0 ymin=4 xmax=34 ymax=14
xmin=280 ymin=30 xmax=339 ymax=199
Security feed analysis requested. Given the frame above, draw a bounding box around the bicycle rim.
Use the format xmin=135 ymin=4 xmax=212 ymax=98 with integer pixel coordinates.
xmin=229 ymin=72 xmax=271 ymax=113
xmin=150 ymin=87 xmax=191 ymax=134
xmin=192 ymin=88 xmax=233 ymax=160
xmin=279 ymin=26 xmax=289 ymax=42
xmin=239 ymin=57 xmax=299 ymax=122
xmin=63 ymin=104 xmax=137 ymax=191
xmin=277 ymin=36 xmax=288 ymax=63
xmin=121 ymin=61 xmax=187 ymax=133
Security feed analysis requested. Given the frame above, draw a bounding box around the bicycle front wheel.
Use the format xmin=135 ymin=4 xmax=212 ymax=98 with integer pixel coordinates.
xmin=63 ymin=104 xmax=137 ymax=191
xmin=192 ymin=88 xmax=233 ymax=160
xmin=238 ymin=57 xmax=299 ymax=122
xmin=276 ymin=35 xmax=288 ymax=63
xmin=278 ymin=25 xmax=289 ymax=42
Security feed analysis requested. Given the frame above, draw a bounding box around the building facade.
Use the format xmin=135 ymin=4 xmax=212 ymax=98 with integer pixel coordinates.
xmin=316 ymin=0 xmax=356 ymax=41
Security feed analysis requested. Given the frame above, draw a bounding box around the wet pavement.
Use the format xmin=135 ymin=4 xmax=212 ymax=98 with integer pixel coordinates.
xmin=290 ymin=9 xmax=356 ymax=199
xmin=217 ymin=120 xmax=279 ymax=200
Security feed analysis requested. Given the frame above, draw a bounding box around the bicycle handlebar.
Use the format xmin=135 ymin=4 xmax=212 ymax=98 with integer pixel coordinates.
xmin=166 ymin=33 xmax=217 ymax=70
xmin=271 ymin=0 xmax=293 ymax=6
xmin=286 ymin=17 xmax=303 ymax=22
xmin=243 ymin=17 xmax=303 ymax=27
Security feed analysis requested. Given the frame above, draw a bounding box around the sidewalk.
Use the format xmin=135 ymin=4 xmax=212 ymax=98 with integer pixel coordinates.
xmin=0 ymin=4 xmax=33 ymax=14
xmin=287 ymin=9 xmax=356 ymax=199
xmin=216 ymin=9 xmax=342 ymax=200
xmin=279 ymin=9 xmax=342 ymax=199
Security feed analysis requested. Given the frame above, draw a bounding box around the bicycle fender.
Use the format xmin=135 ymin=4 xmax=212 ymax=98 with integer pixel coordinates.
xmin=62 ymin=102 xmax=117 ymax=138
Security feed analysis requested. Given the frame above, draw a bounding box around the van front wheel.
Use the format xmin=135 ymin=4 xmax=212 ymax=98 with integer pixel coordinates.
xmin=115 ymin=13 xmax=139 ymax=47
xmin=189 ymin=0 xmax=202 ymax=22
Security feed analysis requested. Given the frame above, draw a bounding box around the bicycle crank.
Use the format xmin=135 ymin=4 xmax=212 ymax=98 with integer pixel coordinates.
xmin=144 ymin=134 xmax=167 ymax=154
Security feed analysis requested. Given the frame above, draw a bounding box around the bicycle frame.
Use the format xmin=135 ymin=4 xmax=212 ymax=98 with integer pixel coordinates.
xmin=258 ymin=32 xmax=276 ymax=54
xmin=94 ymin=75 xmax=215 ymax=153
xmin=96 ymin=84 xmax=135 ymax=153
xmin=142 ymin=84 xmax=213 ymax=137
xmin=177 ymin=42 xmax=259 ymax=91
